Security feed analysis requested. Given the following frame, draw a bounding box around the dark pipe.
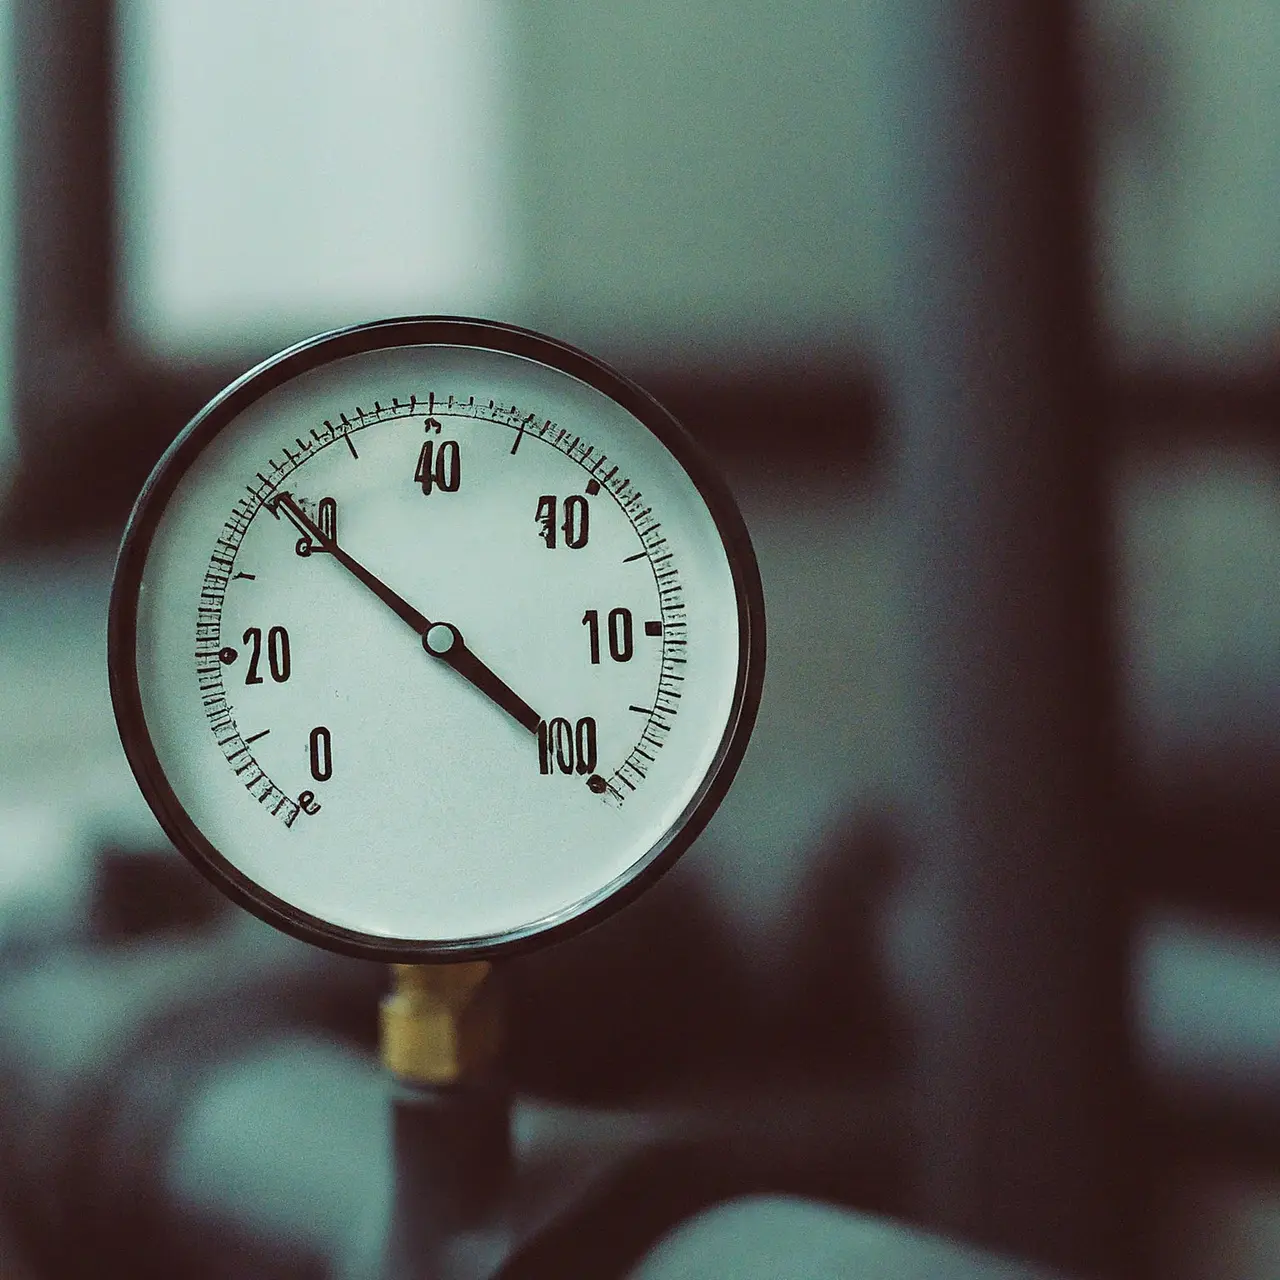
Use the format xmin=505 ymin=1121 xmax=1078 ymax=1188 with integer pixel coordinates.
xmin=885 ymin=1 xmax=1139 ymax=1273
xmin=380 ymin=1080 xmax=511 ymax=1279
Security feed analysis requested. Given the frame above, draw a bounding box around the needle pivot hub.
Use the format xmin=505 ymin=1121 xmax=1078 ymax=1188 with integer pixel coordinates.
xmin=424 ymin=622 xmax=460 ymax=656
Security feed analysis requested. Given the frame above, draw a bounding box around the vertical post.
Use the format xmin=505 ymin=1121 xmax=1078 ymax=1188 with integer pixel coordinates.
xmin=5 ymin=0 xmax=131 ymax=541
xmin=887 ymin=1 xmax=1138 ymax=1274
xmin=11 ymin=0 xmax=116 ymax=387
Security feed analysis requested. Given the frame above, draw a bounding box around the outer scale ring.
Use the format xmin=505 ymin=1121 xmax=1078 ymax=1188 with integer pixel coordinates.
xmin=108 ymin=317 xmax=766 ymax=960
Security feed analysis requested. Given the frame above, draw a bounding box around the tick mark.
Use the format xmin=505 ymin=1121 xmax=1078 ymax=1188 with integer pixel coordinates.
xmin=628 ymin=704 xmax=652 ymax=715
xmin=510 ymin=424 xmax=524 ymax=455
xmin=623 ymin=551 xmax=646 ymax=563
xmin=586 ymin=478 xmax=601 ymax=496
xmin=233 ymin=571 xmax=256 ymax=581
xmin=645 ymin=621 xmax=664 ymax=636
xmin=344 ymin=433 xmax=359 ymax=459
xmin=245 ymin=729 xmax=271 ymax=744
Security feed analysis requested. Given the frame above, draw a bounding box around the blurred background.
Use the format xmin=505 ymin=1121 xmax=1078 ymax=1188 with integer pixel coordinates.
xmin=0 ymin=0 xmax=1278 ymax=1277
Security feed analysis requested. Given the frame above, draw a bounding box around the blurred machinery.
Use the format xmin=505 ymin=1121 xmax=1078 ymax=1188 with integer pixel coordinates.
xmin=2 ymin=535 xmax=1278 ymax=1279
xmin=0 ymin=748 xmax=910 ymax=1278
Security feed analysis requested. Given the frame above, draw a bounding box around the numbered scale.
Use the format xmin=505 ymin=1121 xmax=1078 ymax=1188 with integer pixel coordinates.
xmin=109 ymin=318 xmax=765 ymax=959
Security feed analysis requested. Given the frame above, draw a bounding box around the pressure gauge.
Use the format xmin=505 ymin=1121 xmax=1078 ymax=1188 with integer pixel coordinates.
xmin=109 ymin=318 xmax=764 ymax=959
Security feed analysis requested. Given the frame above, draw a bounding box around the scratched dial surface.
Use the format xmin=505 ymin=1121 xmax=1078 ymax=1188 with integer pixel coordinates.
xmin=109 ymin=320 xmax=764 ymax=957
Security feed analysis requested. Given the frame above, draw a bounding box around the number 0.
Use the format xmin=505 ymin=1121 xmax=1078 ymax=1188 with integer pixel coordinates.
xmin=309 ymin=726 xmax=332 ymax=781
xmin=267 ymin=626 xmax=291 ymax=682
xmin=607 ymin=608 xmax=633 ymax=662
xmin=562 ymin=495 xmax=589 ymax=549
xmin=575 ymin=716 xmax=597 ymax=773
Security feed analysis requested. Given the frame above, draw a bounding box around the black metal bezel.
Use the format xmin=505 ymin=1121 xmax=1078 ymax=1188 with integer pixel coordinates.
xmin=108 ymin=317 xmax=765 ymax=961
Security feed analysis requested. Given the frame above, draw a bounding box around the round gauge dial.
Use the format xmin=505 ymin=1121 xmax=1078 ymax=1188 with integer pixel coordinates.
xmin=109 ymin=318 xmax=764 ymax=959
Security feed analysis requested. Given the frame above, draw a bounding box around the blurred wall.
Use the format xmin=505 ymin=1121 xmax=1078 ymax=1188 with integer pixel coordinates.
xmin=0 ymin=0 xmax=16 ymax=505
xmin=508 ymin=1 xmax=894 ymax=366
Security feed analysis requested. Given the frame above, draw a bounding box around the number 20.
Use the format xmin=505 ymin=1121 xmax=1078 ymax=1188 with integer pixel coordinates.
xmin=243 ymin=626 xmax=290 ymax=683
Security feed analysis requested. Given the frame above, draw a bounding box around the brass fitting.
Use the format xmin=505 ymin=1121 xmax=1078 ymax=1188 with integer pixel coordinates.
xmin=380 ymin=962 xmax=501 ymax=1085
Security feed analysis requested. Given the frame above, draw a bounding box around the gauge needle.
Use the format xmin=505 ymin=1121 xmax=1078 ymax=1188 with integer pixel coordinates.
xmin=268 ymin=492 xmax=541 ymax=734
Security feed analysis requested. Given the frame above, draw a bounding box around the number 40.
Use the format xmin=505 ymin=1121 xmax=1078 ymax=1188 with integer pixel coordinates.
xmin=536 ymin=494 xmax=589 ymax=549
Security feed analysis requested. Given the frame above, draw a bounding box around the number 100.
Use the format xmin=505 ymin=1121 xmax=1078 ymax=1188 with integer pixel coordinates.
xmin=538 ymin=716 xmax=598 ymax=775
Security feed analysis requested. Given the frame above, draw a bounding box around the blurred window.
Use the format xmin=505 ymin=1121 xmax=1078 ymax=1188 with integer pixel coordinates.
xmin=1093 ymin=0 xmax=1280 ymax=368
xmin=119 ymin=0 xmax=895 ymax=364
xmin=117 ymin=0 xmax=517 ymax=358
xmin=115 ymin=0 xmax=1280 ymax=367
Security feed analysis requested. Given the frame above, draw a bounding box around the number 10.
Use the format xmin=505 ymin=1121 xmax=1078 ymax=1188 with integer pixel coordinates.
xmin=582 ymin=608 xmax=633 ymax=664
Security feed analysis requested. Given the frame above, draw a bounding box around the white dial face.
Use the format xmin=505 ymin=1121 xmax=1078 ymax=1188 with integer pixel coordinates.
xmin=112 ymin=323 xmax=762 ymax=956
